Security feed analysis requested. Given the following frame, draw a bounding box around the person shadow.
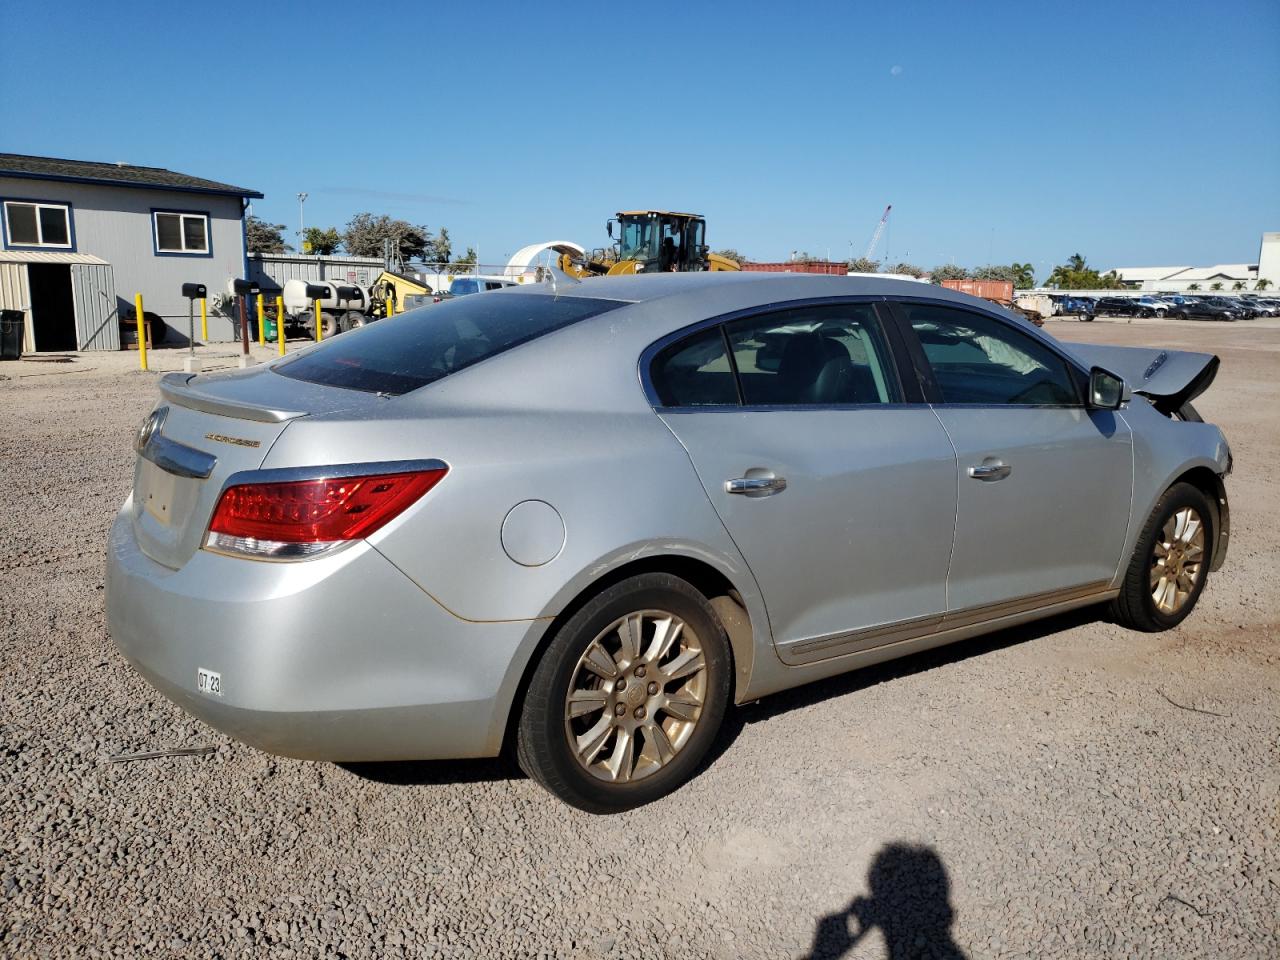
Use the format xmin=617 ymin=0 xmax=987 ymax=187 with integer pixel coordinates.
xmin=804 ymin=844 xmax=967 ymax=960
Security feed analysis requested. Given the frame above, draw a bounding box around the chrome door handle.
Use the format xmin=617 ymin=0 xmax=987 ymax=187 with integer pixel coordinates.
xmin=967 ymin=461 xmax=1011 ymax=481
xmin=725 ymin=476 xmax=787 ymax=496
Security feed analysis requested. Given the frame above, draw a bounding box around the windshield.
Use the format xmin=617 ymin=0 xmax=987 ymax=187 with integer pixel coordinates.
xmin=274 ymin=293 xmax=624 ymax=395
xmin=619 ymin=217 xmax=658 ymax=262
xmin=450 ymin=278 xmax=481 ymax=295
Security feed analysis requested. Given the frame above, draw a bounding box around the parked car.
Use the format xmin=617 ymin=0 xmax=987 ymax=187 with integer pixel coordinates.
xmin=1169 ymin=299 xmax=1242 ymax=322
xmin=1246 ymin=298 xmax=1280 ymax=317
xmin=1093 ymin=296 xmax=1145 ymax=317
xmin=1203 ymin=297 xmax=1256 ymax=319
xmin=1135 ymin=296 xmax=1176 ymax=318
xmin=448 ymin=274 xmax=520 ymax=297
xmin=107 ymin=274 xmax=1231 ymax=812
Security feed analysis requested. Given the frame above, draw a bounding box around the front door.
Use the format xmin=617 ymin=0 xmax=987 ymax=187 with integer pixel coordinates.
xmin=894 ymin=301 xmax=1133 ymax=613
xmin=650 ymin=301 xmax=958 ymax=663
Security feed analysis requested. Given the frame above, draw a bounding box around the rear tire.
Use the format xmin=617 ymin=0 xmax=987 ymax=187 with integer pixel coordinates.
xmin=516 ymin=574 xmax=732 ymax=813
xmin=1110 ymin=482 xmax=1214 ymax=632
xmin=321 ymin=310 xmax=340 ymax=339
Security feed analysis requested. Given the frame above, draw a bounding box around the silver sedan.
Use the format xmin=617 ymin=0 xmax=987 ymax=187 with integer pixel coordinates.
xmin=107 ymin=273 xmax=1231 ymax=811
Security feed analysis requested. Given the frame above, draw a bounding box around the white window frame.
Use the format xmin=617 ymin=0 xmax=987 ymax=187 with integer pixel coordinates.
xmin=153 ymin=211 xmax=210 ymax=255
xmin=3 ymin=200 xmax=73 ymax=249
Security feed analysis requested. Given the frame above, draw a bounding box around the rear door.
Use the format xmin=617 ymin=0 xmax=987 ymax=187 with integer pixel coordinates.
xmin=891 ymin=300 xmax=1132 ymax=613
xmin=649 ymin=301 xmax=958 ymax=664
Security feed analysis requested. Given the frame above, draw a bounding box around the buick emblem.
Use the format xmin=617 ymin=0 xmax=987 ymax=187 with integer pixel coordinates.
xmin=134 ymin=405 xmax=169 ymax=453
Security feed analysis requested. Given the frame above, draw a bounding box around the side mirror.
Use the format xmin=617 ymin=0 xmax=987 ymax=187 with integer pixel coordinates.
xmin=606 ymin=220 xmax=614 ymax=239
xmin=1089 ymin=367 xmax=1125 ymax=410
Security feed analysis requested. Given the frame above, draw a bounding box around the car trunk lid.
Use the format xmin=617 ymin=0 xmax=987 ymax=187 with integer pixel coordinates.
xmin=131 ymin=368 xmax=381 ymax=569
xmin=1067 ymin=343 xmax=1219 ymax=415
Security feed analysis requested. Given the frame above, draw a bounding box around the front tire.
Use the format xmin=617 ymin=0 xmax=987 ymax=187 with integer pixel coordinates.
xmin=1111 ymin=482 xmax=1214 ymax=631
xmin=516 ymin=574 xmax=732 ymax=813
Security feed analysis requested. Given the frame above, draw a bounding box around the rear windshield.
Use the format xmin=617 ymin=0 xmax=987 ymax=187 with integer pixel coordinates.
xmin=274 ymin=293 xmax=623 ymax=395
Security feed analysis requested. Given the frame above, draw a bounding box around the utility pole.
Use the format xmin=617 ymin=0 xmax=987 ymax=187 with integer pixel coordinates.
xmin=297 ymin=192 xmax=308 ymax=253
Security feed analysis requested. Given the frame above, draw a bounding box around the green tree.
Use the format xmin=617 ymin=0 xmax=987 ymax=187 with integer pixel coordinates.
xmin=1231 ymin=281 xmax=1246 ymax=291
xmin=303 ymin=226 xmax=342 ymax=255
xmin=1045 ymin=253 xmax=1123 ymax=290
xmin=245 ymin=216 xmax=290 ymax=253
xmin=1257 ymin=279 xmax=1273 ymax=291
xmin=971 ymin=263 xmax=1036 ymax=288
xmin=1187 ymin=283 xmax=1201 ymax=291
xmin=425 ymin=227 xmax=452 ymax=265
xmin=343 ymin=213 xmax=430 ymax=260
xmin=929 ymin=263 xmax=969 ymax=283
xmin=1011 ymin=262 xmax=1036 ymax=289
xmin=847 ymin=257 xmax=880 ymax=273
xmin=883 ymin=261 xmax=925 ymax=277
xmin=713 ymin=248 xmax=748 ymax=265
xmin=451 ymin=246 xmax=478 ymax=272
xmin=1209 ymin=281 xmax=1223 ymax=291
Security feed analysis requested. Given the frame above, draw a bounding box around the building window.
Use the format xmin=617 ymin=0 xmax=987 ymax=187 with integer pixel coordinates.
xmin=3 ymin=200 xmax=72 ymax=248
xmin=153 ymin=211 xmax=210 ymax=255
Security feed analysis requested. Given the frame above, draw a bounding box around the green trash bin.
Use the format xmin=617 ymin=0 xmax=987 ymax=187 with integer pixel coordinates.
xmin=0 ymin=309 xmax=22 ymax=360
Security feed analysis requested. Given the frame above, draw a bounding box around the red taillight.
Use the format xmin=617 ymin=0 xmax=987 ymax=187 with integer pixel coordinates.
xmin=208 ymin=468 xmax=447 ymax=549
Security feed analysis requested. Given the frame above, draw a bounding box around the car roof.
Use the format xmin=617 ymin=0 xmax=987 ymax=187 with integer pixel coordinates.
xmin=501 ymin=270 xmax=989 ymax=307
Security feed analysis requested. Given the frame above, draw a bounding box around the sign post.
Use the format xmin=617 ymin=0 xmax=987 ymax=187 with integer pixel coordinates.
xmin=181 ymin=283 xmax=207 ymax=373
xmin=231 ymin=279 xmax=260 ymax=368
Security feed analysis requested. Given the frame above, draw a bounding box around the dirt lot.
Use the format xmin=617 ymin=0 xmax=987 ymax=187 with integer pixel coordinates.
xmin=1 ymin=320 xmax=1277 ymax=959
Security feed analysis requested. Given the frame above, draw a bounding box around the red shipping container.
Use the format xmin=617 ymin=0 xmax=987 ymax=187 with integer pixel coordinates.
xmin=939 ymin=279 xmax=1014 ymax=303
xmin=741 ymin=261 xmax=848 ymax=275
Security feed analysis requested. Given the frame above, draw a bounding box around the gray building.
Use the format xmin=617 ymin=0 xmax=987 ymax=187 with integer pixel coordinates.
xmin=0 ymin=153 xmax=261 ymax=351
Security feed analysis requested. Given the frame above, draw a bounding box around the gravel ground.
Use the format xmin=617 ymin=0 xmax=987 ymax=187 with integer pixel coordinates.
xmin=2 ymin=322 xmax=1277 ymax=959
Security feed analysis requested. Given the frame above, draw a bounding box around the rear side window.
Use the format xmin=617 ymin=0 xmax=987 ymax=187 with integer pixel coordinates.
xmin=275 ymin=293 xmax=623 ymax=395
xmin=649 ymin=303 xmax=900 ymax=407
xmin=901 ymin=303 xmax=1079 ymax=406
xmin=725 ymin=304 xmax=899 ymax=405
xmin=650 ymin=328 xmax=738 ymax=406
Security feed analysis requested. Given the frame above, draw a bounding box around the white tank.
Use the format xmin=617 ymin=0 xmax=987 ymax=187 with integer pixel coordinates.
xmin=282 ymin=278 xmax=371 ymax=318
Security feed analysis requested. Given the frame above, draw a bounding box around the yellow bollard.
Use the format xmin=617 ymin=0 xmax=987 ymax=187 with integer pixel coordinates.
xmin=257 ymin=296 xmax=266 ymax=346
xmin=134 ymin=293 xmax=148 ymax=370
xmin=314 ymin=299 xmax=322 ymax=342
xmin=199 ymin=297 xmax=207 ymax=342
xmin=276 ymin=295 xmax=286 ymax=357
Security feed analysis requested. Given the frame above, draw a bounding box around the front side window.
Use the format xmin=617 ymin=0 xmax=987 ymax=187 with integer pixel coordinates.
xmin=3 ymin=200 xmax=71 ymax=248
xmin=725 ymin=304 xmax=900 ymax=406
xmin=901 ymin=303 xmax=1079 ymax=406
xmin=153 ymin=211 xmax=209 ymax=254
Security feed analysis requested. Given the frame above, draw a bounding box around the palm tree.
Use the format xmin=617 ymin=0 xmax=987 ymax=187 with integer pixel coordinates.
xmin=1232 ymin=281 xmax=1246 ymax=291
xmin=1210 ymin=282 xmax=1224 ymax=291
xmin=1188 ymin=283 xmax=1201 ymax=291
xmin=1257 ymin=279 xmax=1273 ymax=291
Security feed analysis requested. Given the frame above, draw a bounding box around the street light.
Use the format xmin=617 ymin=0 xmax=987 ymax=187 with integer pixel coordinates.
xmin=297 ymin=192 xmax=308 ymax=252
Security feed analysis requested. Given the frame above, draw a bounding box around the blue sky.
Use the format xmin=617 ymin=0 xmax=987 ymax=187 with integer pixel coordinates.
xmin=3 ymin=0 xmax=1278 ymax=278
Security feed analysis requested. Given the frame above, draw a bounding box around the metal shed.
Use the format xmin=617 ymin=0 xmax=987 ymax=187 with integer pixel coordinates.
xmin=0 ymin=251 xmax=119 ymax=352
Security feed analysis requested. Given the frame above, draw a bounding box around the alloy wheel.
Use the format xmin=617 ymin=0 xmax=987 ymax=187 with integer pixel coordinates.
xmin=563 ymin=610 xmax=707 ymax=783
xmin=1150 ymin=507 xmax=1205 ymax=614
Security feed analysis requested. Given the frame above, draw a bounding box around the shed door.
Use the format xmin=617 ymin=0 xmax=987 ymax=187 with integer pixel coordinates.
xmin=71 ymin=262 xmax=119 ymax=351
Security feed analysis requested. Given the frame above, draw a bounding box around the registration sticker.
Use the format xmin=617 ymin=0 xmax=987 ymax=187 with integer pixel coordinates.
xmin=196 ymin=668 xmax=223 ymax=698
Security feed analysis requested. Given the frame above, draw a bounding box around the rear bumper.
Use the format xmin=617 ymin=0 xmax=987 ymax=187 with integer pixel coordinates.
xmin=106 ymin=501 xmax=535 ymax=761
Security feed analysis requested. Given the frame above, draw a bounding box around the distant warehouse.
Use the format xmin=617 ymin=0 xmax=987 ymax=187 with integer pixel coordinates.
xmin=0 ymin=153 xmax=261 ymax=351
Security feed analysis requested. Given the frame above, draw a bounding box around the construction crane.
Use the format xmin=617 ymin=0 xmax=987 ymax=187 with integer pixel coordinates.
xmin=864 ymin=204 xmax=892 ymax=261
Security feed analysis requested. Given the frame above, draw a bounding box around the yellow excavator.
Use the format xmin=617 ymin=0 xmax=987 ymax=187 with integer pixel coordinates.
xmin=562 ymin=211 xmax=740 ymax=276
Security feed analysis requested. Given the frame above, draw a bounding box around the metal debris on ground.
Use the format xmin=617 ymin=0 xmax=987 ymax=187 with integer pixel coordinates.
xmin=107 ymin=746 xmax=217 ymax=763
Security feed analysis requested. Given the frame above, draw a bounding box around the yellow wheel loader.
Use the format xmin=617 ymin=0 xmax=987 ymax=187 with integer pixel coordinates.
xmin=562 ymin=211 xmax=740 ymax=277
